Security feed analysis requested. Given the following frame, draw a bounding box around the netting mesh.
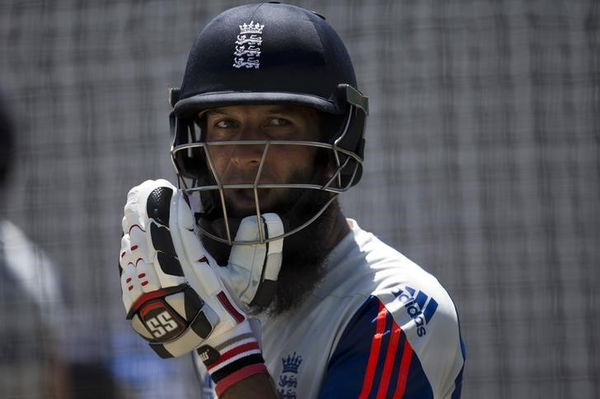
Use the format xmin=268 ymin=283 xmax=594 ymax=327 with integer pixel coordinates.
xmin=0 ymin=0 xmax=598 ymax=398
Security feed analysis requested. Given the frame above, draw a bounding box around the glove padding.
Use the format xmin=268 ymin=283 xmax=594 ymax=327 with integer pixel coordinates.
xmin=120 ymin=180 xmax=238 ymax=358
xmin=119 ymin=179 xmax=283 ymax=358
xmin=217 ymin=213 xmax=284 ymax=311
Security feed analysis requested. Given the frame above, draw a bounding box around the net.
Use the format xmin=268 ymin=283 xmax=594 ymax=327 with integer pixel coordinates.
xmin=0 ymin=0 xmax=598 ymax=398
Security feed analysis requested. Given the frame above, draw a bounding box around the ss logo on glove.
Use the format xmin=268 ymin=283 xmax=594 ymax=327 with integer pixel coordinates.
xmin=145 ymin=310 xmax=180 ymax=338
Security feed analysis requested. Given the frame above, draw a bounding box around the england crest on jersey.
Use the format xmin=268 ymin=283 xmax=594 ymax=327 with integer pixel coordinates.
xmin=277 ymin=352 xmax=302 ymax=399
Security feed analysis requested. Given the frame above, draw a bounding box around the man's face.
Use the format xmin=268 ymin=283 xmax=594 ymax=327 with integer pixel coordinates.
xmin=203 ymin=104 xmax=321 ymax=218
xmin=199 ymin=104 xmax=337 ymax=315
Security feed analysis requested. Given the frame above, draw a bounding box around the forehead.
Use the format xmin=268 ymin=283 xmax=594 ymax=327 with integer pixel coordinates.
xmin=202 ymin=104 xmax=319 ymax=118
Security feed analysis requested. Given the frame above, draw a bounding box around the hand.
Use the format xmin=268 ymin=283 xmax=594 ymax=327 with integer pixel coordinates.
xmin=119 ymin=179 xmax=245 ymax=358
xmin=215 ymin=213 xmax=284 ymax=312
xmin=119 ymin=180 xmax=280 ymax=395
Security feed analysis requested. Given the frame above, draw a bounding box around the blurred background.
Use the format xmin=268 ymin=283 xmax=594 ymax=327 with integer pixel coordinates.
xmin=0 ymin=0 xmax=598 ymax=398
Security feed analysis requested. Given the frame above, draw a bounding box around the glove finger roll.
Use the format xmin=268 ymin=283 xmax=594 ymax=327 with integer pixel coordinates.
xmin=136 ymin=260 xmax=161 ymax=293
xmin=226 ymin=213 xmax=284 ymax=307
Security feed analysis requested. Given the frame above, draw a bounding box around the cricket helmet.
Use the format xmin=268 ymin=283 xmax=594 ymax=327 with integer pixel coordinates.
xmin=169 ymin=2 xmax=368 ymax=244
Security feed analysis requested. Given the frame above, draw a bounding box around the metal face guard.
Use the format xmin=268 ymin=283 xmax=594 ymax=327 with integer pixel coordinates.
xmin=171 ymin=138 xmax=361 ymax=245
xmin=168 ymin=85 xmax=368 ymax=246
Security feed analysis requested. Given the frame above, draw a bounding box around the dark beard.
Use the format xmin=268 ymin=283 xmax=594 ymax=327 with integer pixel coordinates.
xmin=266 ymin=190 xmax=339 ymax=315
xmin=198 ymin=188 xmax=339 ymax=316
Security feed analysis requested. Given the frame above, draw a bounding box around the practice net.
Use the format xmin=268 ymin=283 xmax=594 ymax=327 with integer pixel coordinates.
xmin=0 ymin=0 xmax=598 ymax=398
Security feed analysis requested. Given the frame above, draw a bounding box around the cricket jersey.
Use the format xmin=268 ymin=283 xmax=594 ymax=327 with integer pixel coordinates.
xmin=259 ymin=219 xmax=465 ymax=398
xmin=195 ymin=219 xmax=465 ymax=398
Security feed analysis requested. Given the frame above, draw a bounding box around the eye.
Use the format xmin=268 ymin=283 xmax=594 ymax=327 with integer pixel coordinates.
xmin=266 ymin=117 xmax=291 ymax=127
xmin=214 ymin=119 xmax=239 ymax=129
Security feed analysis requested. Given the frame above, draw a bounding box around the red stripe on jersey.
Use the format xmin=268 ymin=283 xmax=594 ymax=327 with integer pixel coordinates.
xmin=358 ymin=302 xmax=387 ymax=399
xmin=206 ymin=341 xmax=260 ymax=371
xmin=376 ymin=324 xmax=401 ymax=399
xmin=217 ymin=291 xmax=245 ymax=323
xmin=392 ymin=336 xmax=414 ymax=399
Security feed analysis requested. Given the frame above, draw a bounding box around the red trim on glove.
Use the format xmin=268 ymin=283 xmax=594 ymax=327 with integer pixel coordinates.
xmin=217 ymin=291 xmax=245 ymax=323
xmin=126 ymin=284 xmax=187 ymax=319
xmin=139 ymin=300 xmax=167 ymax=318
xmin=130 ymin=289 xmax=170 ymax=313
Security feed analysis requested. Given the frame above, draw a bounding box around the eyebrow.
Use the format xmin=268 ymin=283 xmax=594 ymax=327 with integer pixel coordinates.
xmin=203 ymin=108 xmax=232 ymax=117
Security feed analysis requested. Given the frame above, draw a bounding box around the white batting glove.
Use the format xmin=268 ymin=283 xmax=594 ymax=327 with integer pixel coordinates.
xmin=119 ymin=179 xmax=244 ymax=357
xmin=215 ymin=213 xmax=284 ymax=312
xmin=119 ymin=179 xmax=282 ymax=394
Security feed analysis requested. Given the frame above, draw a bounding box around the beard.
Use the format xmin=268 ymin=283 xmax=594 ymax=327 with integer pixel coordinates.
xmin=197 ymin=186 xmax=340 ymax=316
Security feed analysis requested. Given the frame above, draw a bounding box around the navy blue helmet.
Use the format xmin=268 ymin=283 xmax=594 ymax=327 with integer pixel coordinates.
xmin=169 ymin=2 xmax=368 ymax=244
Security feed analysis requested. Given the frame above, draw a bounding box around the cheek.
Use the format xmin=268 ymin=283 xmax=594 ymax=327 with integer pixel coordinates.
xmin=206 ymin=146 xmax=244 ymax=174
xmin=204 ymin=148 xmax=226 ymax=175
xmin=267 ymin=146 xmax=318 ymax=180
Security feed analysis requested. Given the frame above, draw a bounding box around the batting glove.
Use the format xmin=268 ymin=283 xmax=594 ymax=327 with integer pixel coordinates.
xmin=215 ymin=212 xmax=284 ymax=312
xmin=119 ymin=179 xmax=283 ymax=394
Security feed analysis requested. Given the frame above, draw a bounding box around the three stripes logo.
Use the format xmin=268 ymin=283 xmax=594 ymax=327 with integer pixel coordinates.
xmin=392 ymin=286 xmax=438 ymax=337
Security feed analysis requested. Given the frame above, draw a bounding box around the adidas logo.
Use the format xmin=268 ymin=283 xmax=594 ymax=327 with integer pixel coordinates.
xmin=392 ymin=286 xmax=439 ymax=337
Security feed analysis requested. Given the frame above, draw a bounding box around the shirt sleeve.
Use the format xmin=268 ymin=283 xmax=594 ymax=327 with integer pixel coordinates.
xmin=318 ymin=292 xmax=465 ymax=399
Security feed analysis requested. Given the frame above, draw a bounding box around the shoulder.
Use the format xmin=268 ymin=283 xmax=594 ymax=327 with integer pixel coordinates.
xmin=319 ymin=221 xmax=465 ymax=398
xmin=323 ymin=219 xmax=441 ymax=299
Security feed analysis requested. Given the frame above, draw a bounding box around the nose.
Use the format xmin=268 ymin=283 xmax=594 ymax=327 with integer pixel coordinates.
xmin=229 ymin=125 xmax=268 ymax=166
